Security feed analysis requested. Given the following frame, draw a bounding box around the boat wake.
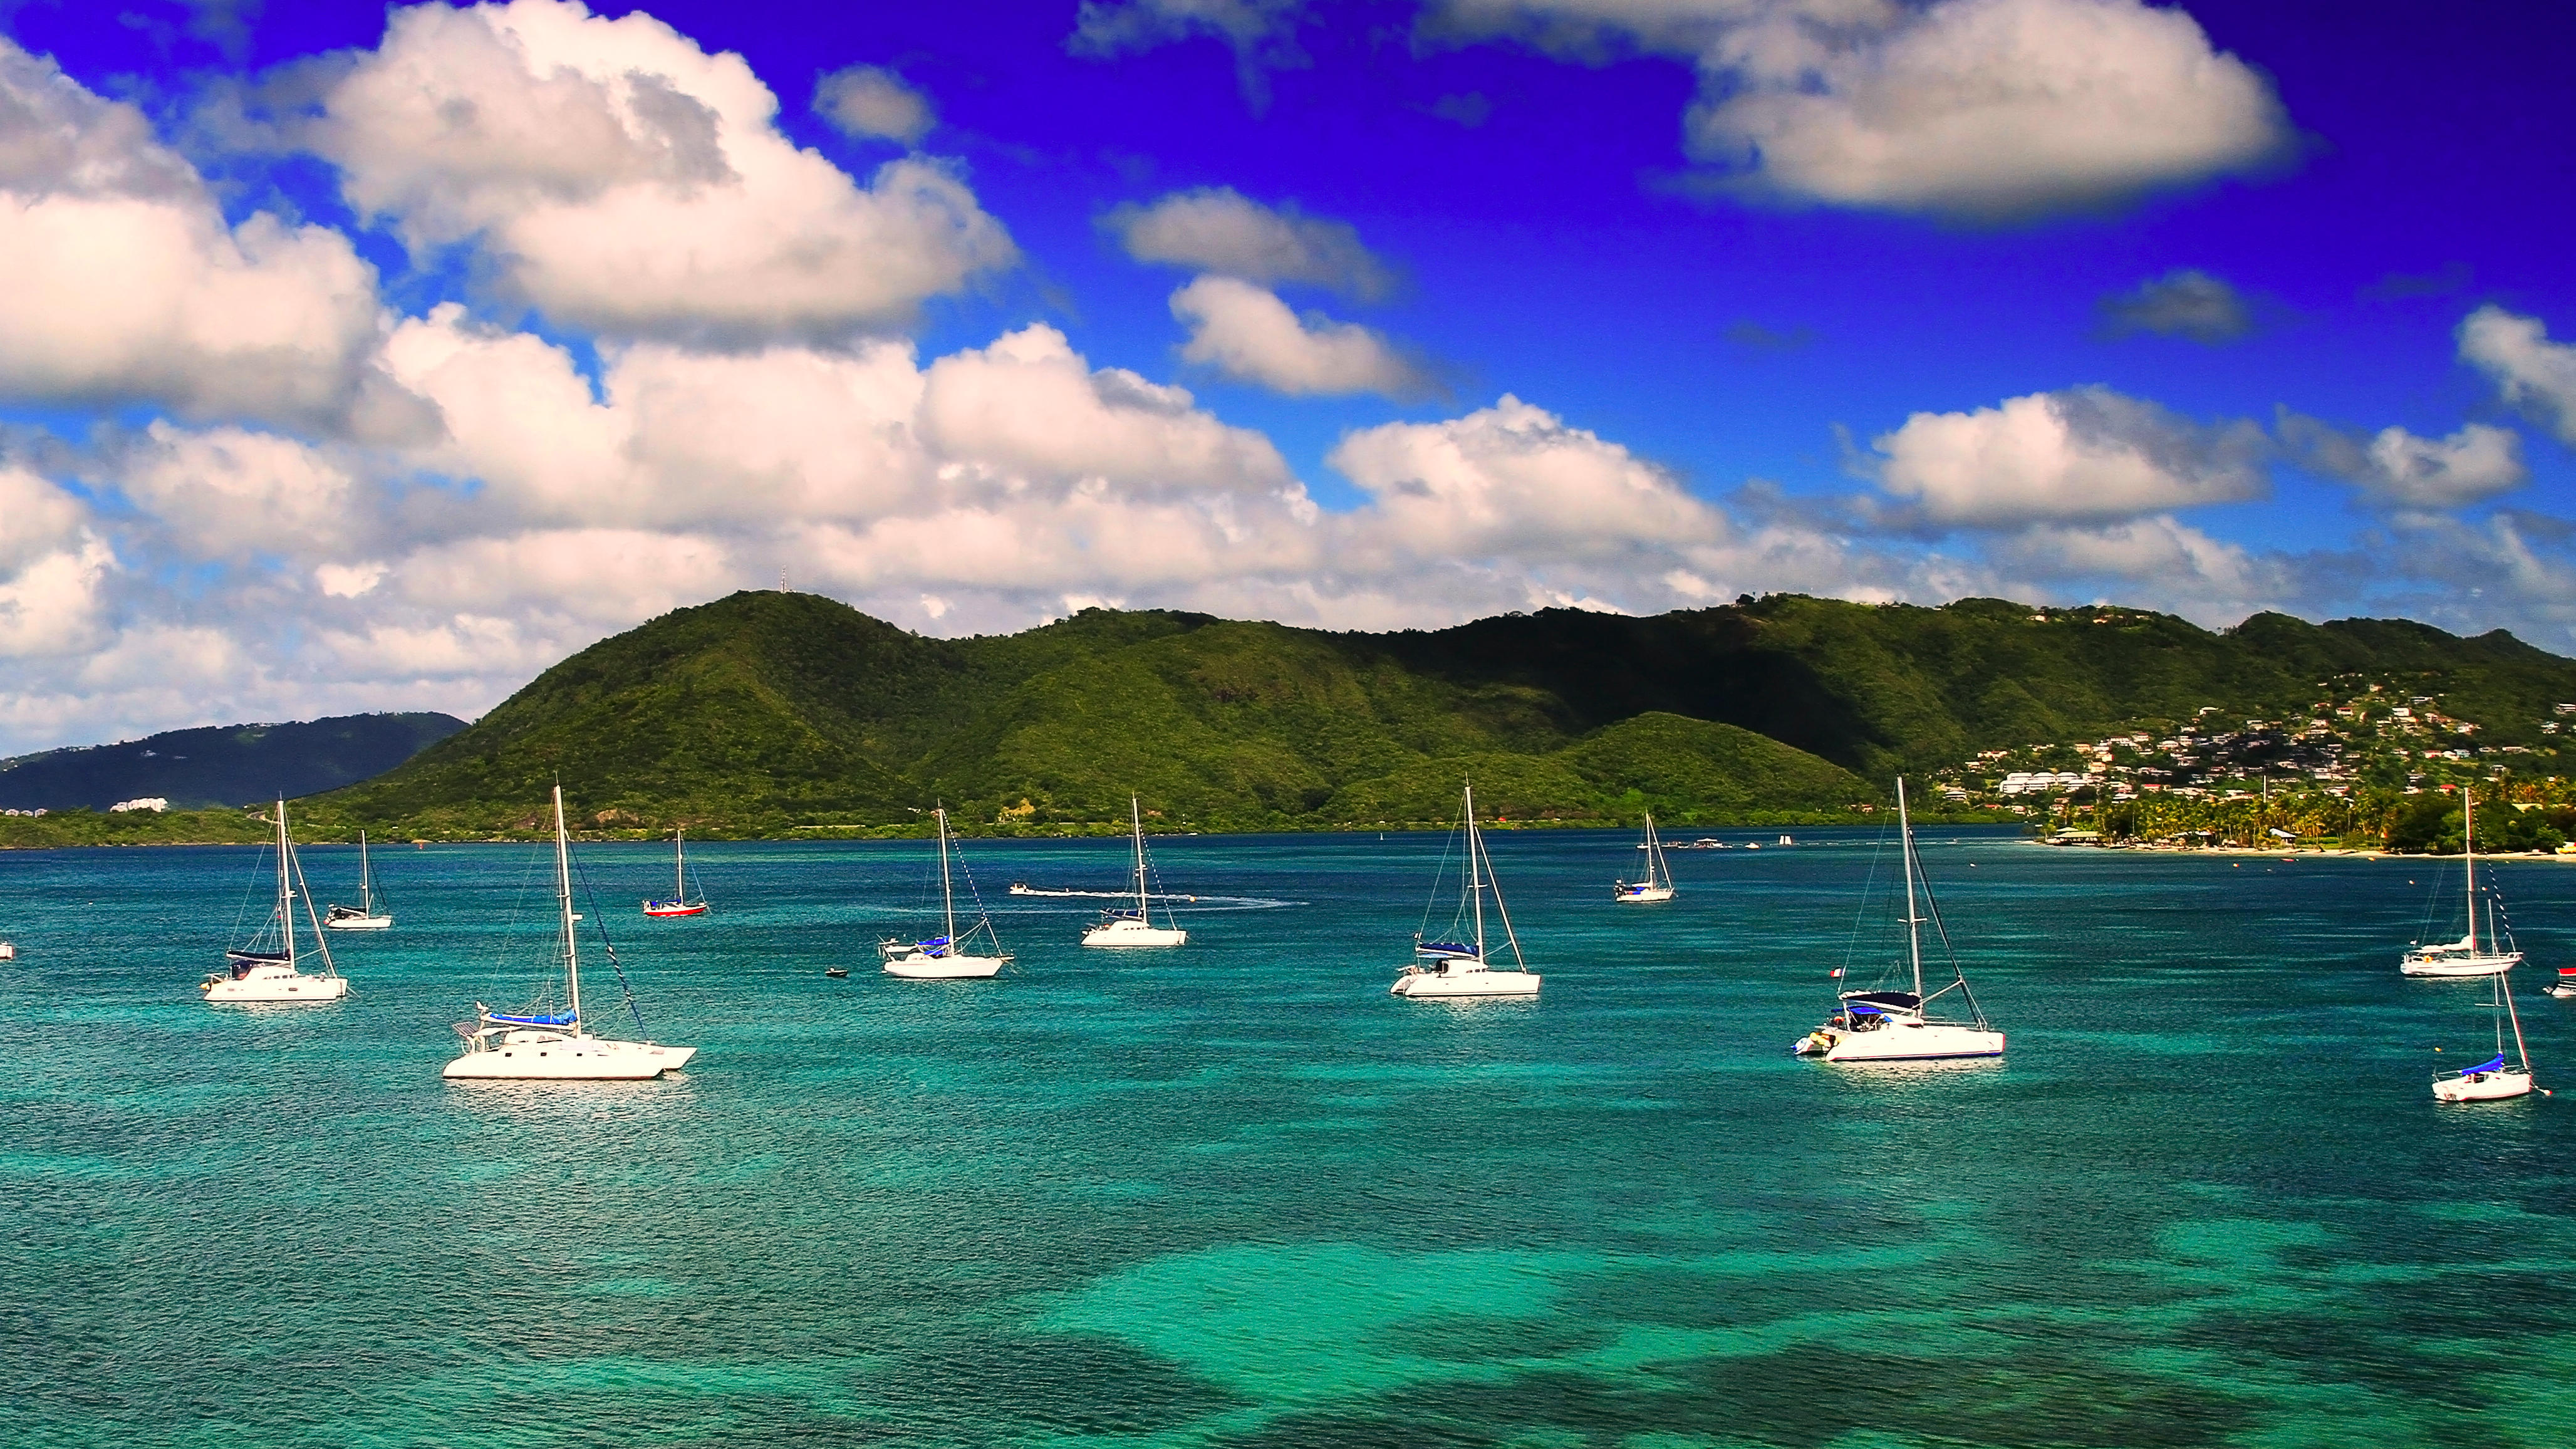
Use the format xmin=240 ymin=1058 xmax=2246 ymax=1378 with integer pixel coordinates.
xmin=1009 ymin=883 xmax=1297 ymax=911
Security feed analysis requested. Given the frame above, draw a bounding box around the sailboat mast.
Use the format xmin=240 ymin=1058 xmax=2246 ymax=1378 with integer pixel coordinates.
xmin=1465 ymin=783 xmax=1487 ymax=959
xmin=1898 ymin=778 xmax=1925 ymax=999
xmin=675 ymin=826 xmax=687 ymax=900
xmin=554 ymin=786 xmax=581 ymax=1029
xmin=357 ymin=831 xmax=371 ymax=914
xmin=2464 ymin=792 xmax=2478 ymax=954
xmin=2504 ymin=967 xmax=2534 ymax=1071
xmin=1131 ymin=796 xmax=1149 ymax=918
xmin=937 ymin=806 xmax=957 ymax=947
xmin=276 ymin=799 xmax=296 ymax=967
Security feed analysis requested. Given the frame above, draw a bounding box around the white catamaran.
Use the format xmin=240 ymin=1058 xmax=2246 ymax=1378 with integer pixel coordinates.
xmin=880 ymin=806 xmax=1011 ymax=979
xmin=1391 ymin=782 xmax=1542 ymax=999
xmin=1794 ymin=778 xmax=2003 ymax=1062
xmin=2400 ymin=792 xmax=2523 ymax=978
xmin=446 ymin=786 xmax=695 ymax=1081
xmin=2433 ymin=967 xmax=2540 ymax=1103
xmin=1082 ymin=796 xmax=1188 ymax=947
xmin=642 ymin=826 xmax=708 ymax=917
xmin=324 ymin=830 xmax=393 ymax=930
xmin=1614 ymin=811 xmax=1676 ymax=903
xmin=204 ymin=799 xmax=348 ymax=1002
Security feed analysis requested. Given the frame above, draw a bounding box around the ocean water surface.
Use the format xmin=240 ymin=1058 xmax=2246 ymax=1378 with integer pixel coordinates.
xmin=6 ymin=826 xmax=2576 ymax=1448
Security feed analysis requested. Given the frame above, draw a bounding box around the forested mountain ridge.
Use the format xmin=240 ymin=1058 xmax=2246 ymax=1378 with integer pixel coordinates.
xmin=277 ymin=590 xmax=2576 ymax=839
xmin=0 ymin=712 xmax=467 ymax=813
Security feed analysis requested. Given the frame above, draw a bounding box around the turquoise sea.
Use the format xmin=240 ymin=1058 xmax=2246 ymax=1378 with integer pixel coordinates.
xmin=8 ymin=826 xmax=2576 ymax=1448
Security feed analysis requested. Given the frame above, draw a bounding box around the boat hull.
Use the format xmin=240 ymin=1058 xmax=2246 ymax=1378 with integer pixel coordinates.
xmin=1082 ymin=919 xmax=1187 ymax=947
xmin=2400 ymin=952 xmax=2521 ymax=977
xmin=884 ymin=954 xmax=1006 ymax=979
xmin=1390 ymin=967 xmax=1541 ymax=999
xmin=2433 ymin=1069 xmax=2533 ymax=1103
xmin=202 ymin=968 xmax=348 ymax=1003
xmin=445 ymin=1036 xmax=695 ymax=1080
xmin=323 ymin=913 xmax=392 ymax=931
xmin=643 ymin=901 xmax=708 ymax=918
xmin=1613 ymin=885 xmax=1674 ymax=903
xmin=1813 ymin=1021 xmax=2005 ymax=1062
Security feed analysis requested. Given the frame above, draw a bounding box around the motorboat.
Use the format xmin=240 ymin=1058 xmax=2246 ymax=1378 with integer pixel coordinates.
xmin=204 ymin=799 xmax=348 ymax=1003
xmin=1391 ymin=782 xmax=1541 ymax=999
xmin=1793 ymin=778 xmax=2002 ymax=1062
xmin=445 ymin=786 xmax=695 ymax=1081
xmin=1082 ymin=796 xmax=1188 ymax=947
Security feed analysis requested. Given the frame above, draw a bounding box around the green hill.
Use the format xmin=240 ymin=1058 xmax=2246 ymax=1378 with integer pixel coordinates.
xmin=0 ymin=712 xmax=466 ymax=812
xmin=283 ymin=590 xmax=2576 ymax=838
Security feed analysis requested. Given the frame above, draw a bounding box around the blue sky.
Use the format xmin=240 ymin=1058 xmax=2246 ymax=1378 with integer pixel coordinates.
xmin=0 ymin=0 xmax=2570 ymax=753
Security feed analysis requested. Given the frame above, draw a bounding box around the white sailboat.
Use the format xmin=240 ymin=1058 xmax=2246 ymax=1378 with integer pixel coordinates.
xmin=446 ymin=786 xmax=695 ymax=1081
xmin=880 ymin=805 xmax=1010 ymax=979
xmin=1614 ymin=811 xmax=1676 ymax=903
xmin=204 ymin=799 xmax=349 ymax=1003
xmin=2401 ymin=792 xmax=2522 ymax=977
xmin=2433 ymin=967 xmax=2540 ymax=1103
xmin=642 ymin=826 xmax=708 ymax=917
xmin=1793 ymin=778 xmax=2002 ymax=1062
xmin=1391 ymin=782 xmax=1542 ymax=999
xmin=324 ymin=830 xmax=393 ymax=930
xmin=1082 ymin=796 xmax=1188 ymax=947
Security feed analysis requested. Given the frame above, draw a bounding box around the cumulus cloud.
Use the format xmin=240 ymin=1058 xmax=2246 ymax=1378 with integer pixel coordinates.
xmin=2458 ymin=305 xmax=2576 ymax=447
xmin=1433 ymin=0 xmax=2293 ymax=220
xmin=1992 ymin=514 xmax=2276 ymax=596
xmin=2277 ymin=414 xmax=2527 ymax=511
xmin=308 ymin=0 xmax=1014 ymax=343
xmin=112 ymin=422 xmax=363 ymax=559
xmin=0 ymin=38 xmax=385 ymax=428
xmin=1171 ymin=277 xmax=1433 ymax=398
xmin=1105 ymin=186 xmax=1394 ymax=299
xmin=2096 ymin=268 xmax=2253 ymax=345
xmin=1872 ymin=386 xmax=2269 ymax=527
xmin=1069 ymin=0 xmax=1312 ymax=110
xmin=1331 ymin=395 xmax=1725 ymax=561
xmin=813 ymin=64 xmax=935 ymax=143
xmin=0 ymin=469 xmax=113 ymax=660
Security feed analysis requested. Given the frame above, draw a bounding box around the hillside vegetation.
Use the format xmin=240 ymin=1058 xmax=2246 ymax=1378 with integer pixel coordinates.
xmin=266 ymin=590 xmax=2576 ymax=839
xmin=0 ymin=712 xmax=466 ymax=812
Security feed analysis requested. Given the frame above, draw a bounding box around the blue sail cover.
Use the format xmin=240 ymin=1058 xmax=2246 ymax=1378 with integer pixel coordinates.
xmin=485 ymin=1010 xmax=578 ymax=1027
xmin=2462 ymin=1053 xmax=2506 ymax=1076
xmin=1418 ymin=940 xmax=1479 ymax=960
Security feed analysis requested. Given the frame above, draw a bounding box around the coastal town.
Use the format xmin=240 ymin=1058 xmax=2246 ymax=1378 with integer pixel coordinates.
xmin=1926 ymin=679 xmax=2576 ymax=852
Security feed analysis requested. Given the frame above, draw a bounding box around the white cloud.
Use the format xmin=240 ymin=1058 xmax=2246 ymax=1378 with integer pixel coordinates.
xmin=1105 ymin=186 xmax=1394 ymax=299
xmin=1872 ymin=387 xmax=2268 ymax=527
xmin=0 ymin=538 xmax=115 ymax=661
xmin=310 ymin=0 xmax=1014 ymax=342
xmin=1171 ymin=276 xmax=1432 ymax=398
xmin=2458 ymin=305 xmax=2576 ymax=447
xmin=919 ymin=324 xmax=1301 ymax=499
xmin=1330 ymin=395 xmax=1725 ymax=561
xmin=813 ymin=64 xmax=935 ymax=143
xmin=1433 ymin=0 xmax=2292 ymax=220
xmin=1069 ymin=0 xmax=1312 ymax=110
xmin=0 ymin=38 xmax=385 ymax=427
xmin=113 ymin=422 xmax=361 ymax=558
xmin=2097 ymin=268 xmax=2253 ymax=344
xmin=2278 ymin=414 xmax=2527 ymax=511
xmin=1992 ymin=514 xmax=2276 ymax=596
